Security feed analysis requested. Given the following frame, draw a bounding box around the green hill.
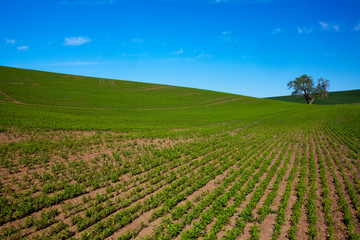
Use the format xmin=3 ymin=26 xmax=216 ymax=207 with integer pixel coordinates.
xmin=1 ymin=66 xmax=360 ymax=240
xmin=266 ymin=89 xmax=360 ymax=105
xmin=0 ymin=65 xmax=358 ymax=131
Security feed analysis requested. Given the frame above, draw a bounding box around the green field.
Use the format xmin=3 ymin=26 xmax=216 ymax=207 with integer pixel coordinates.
xmin=1 ymin=66 xmax=360 ymax=240
xmin=267 ymin=89 xmax=360 ymax=105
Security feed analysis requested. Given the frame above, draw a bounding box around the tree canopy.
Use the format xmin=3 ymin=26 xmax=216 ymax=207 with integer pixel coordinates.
xmin=287 ymin=75 xmax=330 ymax=104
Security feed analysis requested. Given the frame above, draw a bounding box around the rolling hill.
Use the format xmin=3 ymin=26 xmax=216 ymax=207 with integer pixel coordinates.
xmin=266 ymin=89 xmax=360 ymax=105
xmin=0 ymin=65 xmax=357 ymax=131
xmin=0 ymin=66 xmax=319 ymax=131
xmin=1 ymin=66 xmax=360 ymax=240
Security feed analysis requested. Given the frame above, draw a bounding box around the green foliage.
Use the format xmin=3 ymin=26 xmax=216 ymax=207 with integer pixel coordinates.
xmin=249 ymin=224 xmax=260 ymax=240
xmin=0 ymin=66 xmax=360 ymax=240
xmin=287 ymin=74 xmax=329 ymax=104
xmin=267 ymin=89 xmax=360 ymax=105
xmin=0 ymin=66 xmax=348 ymax=131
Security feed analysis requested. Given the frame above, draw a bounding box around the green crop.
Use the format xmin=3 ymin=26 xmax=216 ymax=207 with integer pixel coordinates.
xmin=1 ymin=66 xmax=359 ymax=240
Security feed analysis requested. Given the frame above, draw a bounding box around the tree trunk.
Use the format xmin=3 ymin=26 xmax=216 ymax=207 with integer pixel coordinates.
xmin=304 ymin=94 xmax=315 ymax=104
xmin=304 ymin=95 xmax=315 ymax=104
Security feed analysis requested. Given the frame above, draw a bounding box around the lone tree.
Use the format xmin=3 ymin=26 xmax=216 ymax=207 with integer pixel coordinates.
xmin=287 ymin=75 xmax=329 ymax=104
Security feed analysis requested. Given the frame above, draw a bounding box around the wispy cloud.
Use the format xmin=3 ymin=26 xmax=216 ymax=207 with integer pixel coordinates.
xmin=319 ymin=21 xmax=339 ymax=31
xmin=353 ymin=23 xmax=360 ymax=31
xmin=46 ymin=61 xmax=107 ymax=66
xmin=17 ymin=46 xmax=28 ymax=51
xmin=221 ymin=31 xmax=236 ymax=42
xmin=131 ymin=38 xmax=144 ymax=43
xmin=195 ymin=53 xmax=213 ymax=59
xmin=63 ymin=37 xmax=91 ymax=46
xmin=297 ymin=27 xmax=313 ymax=34
xmin=163 ymin=52 xmax=213 ymax=62
xmin=5 ymin=39 xmax=16 ymax=45
xmin=319 ymin=21 xmax=329 ymax=30
xmin=169 ymin=48 xmax=184 ymax=55
xmin=60 ymin=0 xmax=115 ymax=5
xmin=272 ymin=27 xmax=281 ymax=34
xmin=120 ymin=52 xmax=148 ymax=57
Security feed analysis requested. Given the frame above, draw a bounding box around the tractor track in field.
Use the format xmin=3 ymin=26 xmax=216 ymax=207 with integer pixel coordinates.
xmin=0 ymin=89 xmax=246 ymax=110
xmin=0 ymin=90 xmax=24 ymax=104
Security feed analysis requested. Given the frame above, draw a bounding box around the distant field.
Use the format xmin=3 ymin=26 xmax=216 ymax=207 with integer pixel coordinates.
xmin=1 ymin=66 xmax=360 ymax=240
xmin=267 ymin=89 xmax=360 ymax=105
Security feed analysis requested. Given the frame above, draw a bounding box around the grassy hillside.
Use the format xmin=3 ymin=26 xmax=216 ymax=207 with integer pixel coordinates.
xmin=267 ymin=89 xmax=360 ymax=105
xmin=0 ymin=66 xmax=237 ymax=108
xmin=1 ymin=65 xmax=349 ymax=131
xmin=1 ymin=66 xmax=360 ymax=240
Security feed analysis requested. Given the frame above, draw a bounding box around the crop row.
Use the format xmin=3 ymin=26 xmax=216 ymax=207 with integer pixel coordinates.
xmin=83 ymin=129 xmax=285 ymax=239
xmin=140 ymin=129 xmax=294 ymax=240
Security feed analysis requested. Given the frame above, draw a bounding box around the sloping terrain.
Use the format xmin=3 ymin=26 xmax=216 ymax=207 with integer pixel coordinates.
xmin=1 ymin=66 xmax=360 ymax=240
xmin=267 ymin=89 xmax=360 ymax=105
xmin=0 ymin=66 xmax=241 ymax=108
xmin=0 ymin=66 xmax=320 ymax=131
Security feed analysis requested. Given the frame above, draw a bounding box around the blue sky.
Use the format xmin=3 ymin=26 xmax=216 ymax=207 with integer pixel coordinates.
xmin=1 ymin=0 xmax=360 ymax=97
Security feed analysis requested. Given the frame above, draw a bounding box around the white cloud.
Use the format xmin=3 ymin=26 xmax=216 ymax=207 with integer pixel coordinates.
xmin=319 ymin=21 xmax=329 ymax=30
xmin=354 ymin=23 xmax=360 ymax=31
xmin=160 ymin=52 xmax=213 ymax=62
xmin=221 ymin=31 xmax=236 ymax=42
xmin=5 ymin=39 xmax=16 ymax=45
xmin=170 ymin=48 xmax=184 ymax=55
xmin=63 ymin=36 xmax=91 ymax=46
xmin=46 ymin=61 xmax=107 ymax=66
xmin=17 ymin=46 xmax=28 ymax=51
xmin=319 ymin=21 xmax=339 ymax=31
xmin=120 ymin=52 xmax=148 ymax=57
xmin=195 ymin=53 xmax=213 ymax=59
xmin=131 ymin=38 xmax=144 ymax=43
xmin=272 ymin=28 xmax=281 ymax=34
xmin=297 ymin=27 xmax=312 ymax=34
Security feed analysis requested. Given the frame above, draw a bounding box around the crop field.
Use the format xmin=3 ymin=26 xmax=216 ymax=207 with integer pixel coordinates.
xmin=267 ymin=89 xmax=360 ymax=105
xmin=1 ymin=66 xmax=360 ymax=240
